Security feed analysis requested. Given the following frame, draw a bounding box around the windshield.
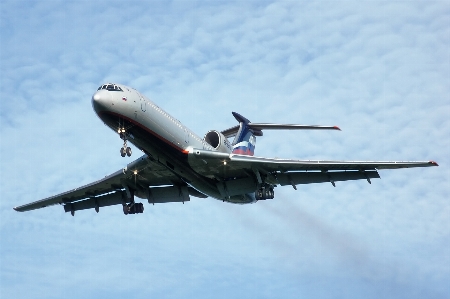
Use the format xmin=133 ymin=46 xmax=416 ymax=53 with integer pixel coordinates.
xmin=97 ymin=84 xmax=123 ymax=91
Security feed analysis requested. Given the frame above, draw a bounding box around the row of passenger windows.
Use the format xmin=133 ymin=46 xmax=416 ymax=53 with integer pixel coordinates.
xmin=97 ymin=84 xmax=123 ymax=91
xmin=146 ymin=101 xmax=209 ymax=148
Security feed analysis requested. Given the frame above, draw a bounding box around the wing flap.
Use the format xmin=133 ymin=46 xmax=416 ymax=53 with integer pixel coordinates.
xmin=230 ymin=154 xmax=438 ymax=171
xmin=63 ymin=190 xmax=128 ymax=213
xmin=276 ymin=170 xmax=380 ymax=186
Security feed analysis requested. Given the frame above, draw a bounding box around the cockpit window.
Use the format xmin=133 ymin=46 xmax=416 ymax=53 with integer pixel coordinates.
xmin=97 ymin=84 xmax=123 ymax=91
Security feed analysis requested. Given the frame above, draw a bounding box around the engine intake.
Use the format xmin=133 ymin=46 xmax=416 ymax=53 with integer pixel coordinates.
xmin=204 ymin=130 xmax=233 ymax=153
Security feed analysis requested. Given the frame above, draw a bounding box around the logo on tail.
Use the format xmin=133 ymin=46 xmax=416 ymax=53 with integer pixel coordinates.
xmin=231 ymin=112 xmax=261 ymax=156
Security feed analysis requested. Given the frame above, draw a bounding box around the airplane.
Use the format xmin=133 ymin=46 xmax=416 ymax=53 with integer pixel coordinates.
xmin=14 ymin=83 xmax=438 ymax=216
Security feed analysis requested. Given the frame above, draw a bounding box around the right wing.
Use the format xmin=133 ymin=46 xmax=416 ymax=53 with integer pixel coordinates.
xmin=13 ymin=155 xmax=200 ymax=213
xmin=189 ymin=149 xmax=438 ymax=187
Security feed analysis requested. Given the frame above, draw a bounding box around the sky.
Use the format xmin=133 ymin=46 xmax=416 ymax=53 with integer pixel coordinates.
xmin=1 ymin=0 xmax=449 ymax=298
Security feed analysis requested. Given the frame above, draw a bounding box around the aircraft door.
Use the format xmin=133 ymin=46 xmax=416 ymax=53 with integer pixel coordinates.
xmin=184 ymin=128 xmax=189 ymax=144
xmin=140 ymin=94 xmax=146 ymax=112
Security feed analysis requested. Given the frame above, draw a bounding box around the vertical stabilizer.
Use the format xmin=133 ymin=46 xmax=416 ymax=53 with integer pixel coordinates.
xmin=231 ymin=112 xmax=260 ymax=156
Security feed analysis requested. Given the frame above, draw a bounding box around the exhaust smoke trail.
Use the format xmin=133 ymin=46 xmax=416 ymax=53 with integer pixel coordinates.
xmin=222 ymin=198 xmax=418 ymax=288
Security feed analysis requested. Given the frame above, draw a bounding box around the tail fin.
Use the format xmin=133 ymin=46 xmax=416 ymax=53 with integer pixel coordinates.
xmin=231 ymin=112 xmax=261 ymax=156
xmin=221 ymin=111 xmax=340 ymax=156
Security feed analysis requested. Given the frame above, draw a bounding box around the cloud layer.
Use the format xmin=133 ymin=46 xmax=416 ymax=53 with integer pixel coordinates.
xmin=1 ymin=1 xmax=449 ymax=298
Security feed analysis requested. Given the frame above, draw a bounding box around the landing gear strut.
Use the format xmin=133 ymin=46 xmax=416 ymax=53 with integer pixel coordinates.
xmin=118 ymin=127 xmax=132 ymax=157
xmin=255 ymin=185 xmax=275 ymax=200
xmin=121 ymin=186 xmax=143 ymax=215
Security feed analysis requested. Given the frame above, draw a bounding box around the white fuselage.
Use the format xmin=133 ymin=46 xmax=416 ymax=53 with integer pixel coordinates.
xmin=91 ymin=83 xmax=256 ymax=204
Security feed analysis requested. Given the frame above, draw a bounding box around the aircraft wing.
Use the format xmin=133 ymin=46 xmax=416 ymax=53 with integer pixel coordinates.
xmin=228 ymin=155 xmax=438 ymax=171
xmin=14 ymin=155 xmax=191 ymax=212
xmin=189 ymin=149 xmax=438 ymax=186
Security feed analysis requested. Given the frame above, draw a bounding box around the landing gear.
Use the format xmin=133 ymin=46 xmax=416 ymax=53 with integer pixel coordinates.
xmin=255 ymin=185 xmax=274 ymax=200
xmin=120 ymin=146 xmax=132 ymax=157
xmin=118 ymin=126 xmax=132 ymax=157
xmin=123 ymin=202 xmax=144 ymax=215
xmin=121 ymin=185 xmax=143 ymax=215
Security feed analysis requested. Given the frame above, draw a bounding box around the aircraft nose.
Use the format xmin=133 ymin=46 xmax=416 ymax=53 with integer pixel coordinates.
xmin=92 ymin=90 xmax=112 ymax=112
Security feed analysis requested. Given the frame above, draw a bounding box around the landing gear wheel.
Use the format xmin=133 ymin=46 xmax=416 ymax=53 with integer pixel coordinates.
xmin=123 ymin=202 xmax=144 ymax=215
xmin=257 ymin=189 xmax=263 ymax=200
xmin=256 ymin=186 xmax=275 ymax=200
xmin=135 ymin=203 xmax=144 ymax=213
xmin=118 ymin=124 xmax=131 ymax=157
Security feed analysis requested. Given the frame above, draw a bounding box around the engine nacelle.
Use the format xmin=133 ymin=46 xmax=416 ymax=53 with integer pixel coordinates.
xmin=204 ymin=130 xmax=233 ymax=154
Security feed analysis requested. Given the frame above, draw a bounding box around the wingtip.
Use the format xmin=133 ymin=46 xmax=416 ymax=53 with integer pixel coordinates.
xmin=334 ymin=126 xmax=341 ymax=131
xmin=429 ymin=161 xmax=439 ymax=166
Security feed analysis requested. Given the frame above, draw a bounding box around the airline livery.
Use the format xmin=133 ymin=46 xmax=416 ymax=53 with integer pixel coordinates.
xmin=14 ymin=83 xmax=438 ymax=215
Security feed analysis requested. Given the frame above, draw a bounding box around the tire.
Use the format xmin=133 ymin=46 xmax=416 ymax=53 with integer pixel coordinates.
xmin=137 ymin=203 xmax=144 ymax=213
xmin=256 ymin=189 xmax=264 ymax=200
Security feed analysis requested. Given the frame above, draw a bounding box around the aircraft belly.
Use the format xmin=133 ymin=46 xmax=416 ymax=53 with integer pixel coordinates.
xmin=96 ymin=104 xmax=258 ymax=204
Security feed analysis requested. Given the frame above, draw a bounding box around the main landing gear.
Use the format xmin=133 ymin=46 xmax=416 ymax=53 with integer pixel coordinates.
xmin=255 ymin=185 xmax=275 ymax=200
xmin=118 ymin=127 xmax=132 ymax=157
xmin=123 ymin=202 xmax=144 ymax=215
xmin=121 ymin=188 xmax=144 ymax=215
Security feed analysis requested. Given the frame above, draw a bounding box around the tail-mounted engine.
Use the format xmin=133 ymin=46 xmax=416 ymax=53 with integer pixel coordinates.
xmin=204 ymin=130 xmax=233 ymax=154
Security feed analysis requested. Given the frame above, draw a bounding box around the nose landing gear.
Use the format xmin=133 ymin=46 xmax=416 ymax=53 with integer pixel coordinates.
xmin=118 ymin=127 xmax=132 ymax=157
xmin=120 ymin=144 xmax=132 ymax=157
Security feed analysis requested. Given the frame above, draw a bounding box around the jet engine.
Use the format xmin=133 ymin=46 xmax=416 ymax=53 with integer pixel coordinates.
xmin=204 ymin=130 xmax=233 ymax=154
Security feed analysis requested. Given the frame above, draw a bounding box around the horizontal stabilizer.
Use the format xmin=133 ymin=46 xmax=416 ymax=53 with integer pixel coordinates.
xmin=248 ymin=123 xmax=340 ymax=131
xmin=221 ymin=113 xmax=340 ymax=138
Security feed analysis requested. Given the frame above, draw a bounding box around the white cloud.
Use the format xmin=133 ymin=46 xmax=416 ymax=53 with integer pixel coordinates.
xmin=1 ymin=1 xmax=449 ymax=298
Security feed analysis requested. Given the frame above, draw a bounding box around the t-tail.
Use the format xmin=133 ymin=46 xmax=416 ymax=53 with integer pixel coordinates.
xmin=231 ymin=112 xmax=261 ymax=156
xmin=221 ymin=112 xmax=341 ymax=156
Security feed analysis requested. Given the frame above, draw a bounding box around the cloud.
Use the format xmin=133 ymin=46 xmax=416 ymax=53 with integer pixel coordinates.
xmin=1 ymin=1 xmax=449 ymax=298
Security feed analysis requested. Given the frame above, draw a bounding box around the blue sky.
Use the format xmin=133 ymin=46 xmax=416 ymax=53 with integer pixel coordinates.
xmin=1 ymin=1 xmax=449 ymax=298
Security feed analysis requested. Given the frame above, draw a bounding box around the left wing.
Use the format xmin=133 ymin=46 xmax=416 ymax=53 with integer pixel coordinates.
xmin=14 ymin=155 xmax=197 ymax=213
xmin=189 ymin=149 xmax=438 ymax=186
